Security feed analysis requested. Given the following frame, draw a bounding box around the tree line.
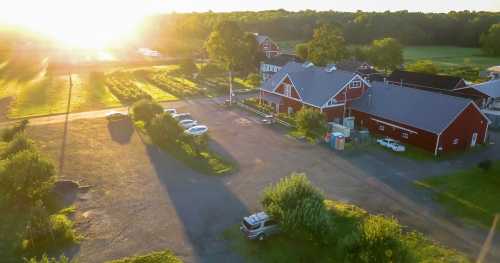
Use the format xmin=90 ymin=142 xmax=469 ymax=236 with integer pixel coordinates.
xmin=138 ymin=10 xmax=500 ymax=52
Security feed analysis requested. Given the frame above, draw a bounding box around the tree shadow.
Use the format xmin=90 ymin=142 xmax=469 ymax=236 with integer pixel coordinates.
xmin=107 ymin=119 xmax=134 ymax=144
xmin=145 ymin=144 xmax=248 ymax=262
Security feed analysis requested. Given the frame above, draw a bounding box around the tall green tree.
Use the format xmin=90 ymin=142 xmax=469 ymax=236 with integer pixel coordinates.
xmin=295 ymin=43 xmax=309 ymax=60
xmin=369 ymin=38 xmax=403 ymax=72
xmin=205 ymin=21 xmax=258 ymax=103
xmin=307 ymin=24 xmax=347 ymax=66
xmin=480 ymin=23 xmax=500 ymax=56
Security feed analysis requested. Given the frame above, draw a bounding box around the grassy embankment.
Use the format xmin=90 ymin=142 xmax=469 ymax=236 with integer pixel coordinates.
xmin=224 ymin=199 xmax=469 ymax=262
xmin=415 ymin=160 xmax=500 ymax=229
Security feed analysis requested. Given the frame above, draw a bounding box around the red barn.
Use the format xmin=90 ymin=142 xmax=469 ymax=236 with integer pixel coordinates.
xmin=351 ymin=82 xmax=491 ymax=155
xmin=259 ymin=62 xmax=370 ymax=122
xmin=255 ymin=34 xmax=280 ymax=58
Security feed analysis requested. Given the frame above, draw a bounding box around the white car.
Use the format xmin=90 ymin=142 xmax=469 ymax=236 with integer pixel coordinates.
xmin=164 ymin=108 xmax=177 ymax=115
xmin=377 ymin=138 xmax=406 ymax=152
xmin=184 ymin=125 xmax=208 ymax=136
xmin=179 ymin=119 xmax=198 ymax=129
xmin=172 ymin=113 xmax=192 ymax=121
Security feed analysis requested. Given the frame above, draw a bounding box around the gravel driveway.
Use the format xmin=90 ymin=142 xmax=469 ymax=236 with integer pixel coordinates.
xmin=27 ymin=97 xmax=500 ymax=263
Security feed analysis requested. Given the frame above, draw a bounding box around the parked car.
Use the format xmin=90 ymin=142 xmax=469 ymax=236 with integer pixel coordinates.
xmin=377 ymin=138 xmax=406 ymax=152
xmin=240 ymin=212 xmax=280 ymax=240
xmin=261 ymin=114 xmax=275 ymax=125
xmin=184 ymin=125 xmax=208 ymax=136
xmin=164 ymin=108 xmax=177 ymax=115
xmin=172 ymin=113 xmax=192 ymax=121
xmin=179 ymin=119 xmax=198 ymax=129
xmin=105 ymin=111 xmax=127 ymax=121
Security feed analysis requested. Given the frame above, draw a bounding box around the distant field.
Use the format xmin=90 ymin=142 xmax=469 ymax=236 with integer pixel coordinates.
xmin=404 ymin=46 xmax=500 ymax=70
xmin=0 ymin=62 xmax=256 ymax=119
xmin=276 ymin=41 xmax=500 ymax=71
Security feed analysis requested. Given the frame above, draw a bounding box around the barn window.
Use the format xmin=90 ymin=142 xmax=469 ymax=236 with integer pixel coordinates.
xmin=284 ymin=84 xmax=292 ymax=97
xmin=453 ymin=138 xmax=459 ymax=145
xmin=351 ymin=80 xmax=362 ymax=88
xmin=401 ymin=132 xmax=409 ymax=139
xmin=378 ymin=125 xmax=385 ymax=131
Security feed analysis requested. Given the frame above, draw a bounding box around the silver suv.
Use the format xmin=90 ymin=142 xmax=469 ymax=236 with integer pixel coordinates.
xmin=240 ymin=212 xmax=280 ymax=240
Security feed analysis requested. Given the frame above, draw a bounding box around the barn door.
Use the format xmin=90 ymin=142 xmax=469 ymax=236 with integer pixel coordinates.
xmin=471 ymin=132 xmax=478 ymax=147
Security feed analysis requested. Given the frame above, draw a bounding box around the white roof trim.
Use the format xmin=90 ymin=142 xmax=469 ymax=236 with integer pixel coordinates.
xmin=320 ymin=74 xmax=364 ymax=108
xmin=260 ymin=89 xmax=321 ymax=109
xmin=439 ymin=102 xmax=491 ymax=135
xmin=370 ymin=118 xmax=419 ymax=134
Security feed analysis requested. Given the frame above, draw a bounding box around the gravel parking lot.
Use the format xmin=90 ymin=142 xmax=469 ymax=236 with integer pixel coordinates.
xmin=27 ymin=97 xmax=500 ymax=263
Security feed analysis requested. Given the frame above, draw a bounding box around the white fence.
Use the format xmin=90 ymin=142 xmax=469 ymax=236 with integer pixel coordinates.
xmin=236 ymin=102 xmax=295 ymax=128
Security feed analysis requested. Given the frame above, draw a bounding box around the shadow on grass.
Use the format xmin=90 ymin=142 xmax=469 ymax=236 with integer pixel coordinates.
xmin=107 ymin=119 xmax=134 ymax=144
xmin=145 ymin=144 xmax=248 ymax=262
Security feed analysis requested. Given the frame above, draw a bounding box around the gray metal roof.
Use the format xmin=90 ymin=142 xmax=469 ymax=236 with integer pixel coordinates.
xmin=256 ymin=35 xmax=270 ymax=45
xmin=351 ymin=81 xmax=473 ymax=134
xmin=468 ymin=79 xmax=500 ymax=98
xmin=260 ymin=62 xmax=356 ymax=107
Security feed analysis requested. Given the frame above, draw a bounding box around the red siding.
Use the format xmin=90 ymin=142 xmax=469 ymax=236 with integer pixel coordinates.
xmin=274 ymin=77 xmax=300 ymax=99
xmin=439 ymin=103 xmax=488 ymax=153
xmin=352 ymin=110 xmax=439 ymax=153
xmin=334 ymin=79 xmax=369 ymax=102
xmin=323 ymin=106 xmax=344 ymax=122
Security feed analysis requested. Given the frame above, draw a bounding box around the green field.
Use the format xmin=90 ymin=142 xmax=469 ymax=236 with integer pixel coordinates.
xmin=276 ymin=41 xmax=500 ymax=71
xmin=415 ymin=161 xmax=500 ymax=229
xmin=0 ymin=62 xmax=256 ymax=119
xmin=404 ymin=46 xmax=500 ymax=70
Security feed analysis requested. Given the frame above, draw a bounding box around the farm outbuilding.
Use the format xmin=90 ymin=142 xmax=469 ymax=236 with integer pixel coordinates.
xmin=351 ymin=82 xmax=491 ymax=155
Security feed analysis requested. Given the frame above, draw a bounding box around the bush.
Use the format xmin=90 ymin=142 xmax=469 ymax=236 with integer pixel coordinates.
xmin=295 ymin=107 xmax=327 ymax=139
xmin=262 ymin=173 xmax=333 ymax=243
xmin=131 ymin=99 xmax=164 ymax=124
xmin=199 ymin=63 xmax=224 ymax=76
xmin=0 ymin=149 xmax=56 ymax=206
xmin=478 ymin=159 xmax=492 ymax=172
xmin=25 ymin=254 xmax=70 ymax=263
xmin=21 ymin=204 xmax=77 ymax=254
xmin=147 ymin=113 xmax=184 ymax=145
xmin=339 ymin=215 xmax=407 ymax=263
xmin=245 ymin=73 xmax=261 ymax=87
xmin=178 ymin=59 xmax=198 ymax=76
xmin=1 ymin=119 xmax=29 ymax=142
xmin=405 ymin=60 xmax=439 ymax=74
xmin=1 ymin=133 xmax=35 ymax=159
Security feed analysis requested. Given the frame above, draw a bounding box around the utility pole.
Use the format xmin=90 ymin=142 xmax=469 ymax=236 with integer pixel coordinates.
xmin=229 ymin=70 xmax=233 ymax=105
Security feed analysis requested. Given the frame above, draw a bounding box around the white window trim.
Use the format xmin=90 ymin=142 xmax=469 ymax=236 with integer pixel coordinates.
xmin=351 ymin=80 xmax=362 ymax=88
xmin=371 ymin=118 xmax=419 ymax=134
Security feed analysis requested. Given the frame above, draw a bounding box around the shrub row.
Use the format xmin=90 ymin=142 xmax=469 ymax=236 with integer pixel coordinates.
xmin=0 ymin=121 xmax=78 ymax=259
xmin=145 ymin=71 xmax=201 ymax=98
xmin=106 ymin=72 xmax=152 ymax=103
xmin=131 ymin=100 xmax=232 ymax=175
xmin=262 ymin=174 xmax=469 ymax=262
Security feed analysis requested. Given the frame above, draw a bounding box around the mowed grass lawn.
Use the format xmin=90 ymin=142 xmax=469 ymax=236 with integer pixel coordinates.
xmin=415 ymin=161 xmax=500 ymax=229
xmin=404 ymin=46 xmax=500 ymax=70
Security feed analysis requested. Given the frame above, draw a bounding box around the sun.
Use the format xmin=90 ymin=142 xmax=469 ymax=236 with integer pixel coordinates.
xmin=0 ymin=0 xmax=161 ymax=49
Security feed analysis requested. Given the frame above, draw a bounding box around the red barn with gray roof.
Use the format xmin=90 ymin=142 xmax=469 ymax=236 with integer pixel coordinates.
xmin=259 ymin=62 xmax=371 ymax=122
xmin=351 ymin=82 xmax=490 ymax=155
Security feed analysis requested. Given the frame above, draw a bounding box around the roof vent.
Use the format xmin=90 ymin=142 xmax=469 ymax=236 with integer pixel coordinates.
xmin=325 ymin=64 xmax=337 ymax=72
xmin=303 ymin=61 xmax=314 ymax=68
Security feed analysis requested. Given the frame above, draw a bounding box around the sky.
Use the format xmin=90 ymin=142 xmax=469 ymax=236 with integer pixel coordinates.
xmin=0 ymin=0 xmax=498 ymax=48
xmin=159 ymin=0 xmax=500 ymax=13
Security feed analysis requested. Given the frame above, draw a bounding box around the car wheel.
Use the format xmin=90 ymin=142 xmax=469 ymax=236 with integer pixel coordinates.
xmin=257 ymin=233 xmax=265 ymax=241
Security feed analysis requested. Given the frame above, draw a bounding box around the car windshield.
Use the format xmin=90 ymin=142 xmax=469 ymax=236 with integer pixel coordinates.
xmin=243 ymin=219 xmax=259 ymax=230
